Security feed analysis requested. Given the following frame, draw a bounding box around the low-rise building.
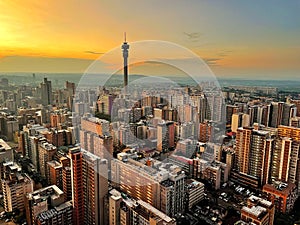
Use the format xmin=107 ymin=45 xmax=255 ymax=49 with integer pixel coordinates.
xmin=263 ymin=182 xmax=297 ymax=213
xmin=35 ymin=201 xmax=73 ymax=225
xmin=185 ymin=179 xmax=205 ymax=210
xmin=240 ymin=195 xmax=275 ymax=225
xmin=25 ymin=185 xmax=66 ymax=225
xmin=109 ymin=189 xmax=176 ymax=225
xmin=1 ymin=161 xmax=34 ymax=212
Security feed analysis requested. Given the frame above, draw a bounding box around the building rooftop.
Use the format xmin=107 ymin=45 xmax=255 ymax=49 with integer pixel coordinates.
xmin=248 ymin=195 xmax=272 ymax=208
xmin=81 ymin=149 xmax=107 ymax=164
xmin=54 ymin=200 xmax=72 ymax=211
xmin=169 ymin=155 xmax=193 ymax=165
xmin=263 ymin=182 xmax=296 ymax=194
xmin=37 ymin=200 xmax=72 ymax=221
xmin=83 ymin=116 xmax=109 ymax=125
xmin=160 ymin=179 xmax=175 ymax=187
xmin=0 ymin=139 xmax=12 ymax=151
xmin=40 ymin=141 xmax=56 ymax=151
xmin=242 ymin=205 xmax=266 ymax=218
xmin=109 ymin=189 xmax=122 ymax=201
xmin=47 ymin=160 xmax=62 ymax=169
xmin=211 ymin=160 xmax=227 ymax=168
xmin=115 ymin=154 xmax=185 ymax=183
xmin=27 ymin=185 xmax=63 ymax=203
xmin=2 ymin=161 xmax=21 ymax=172
xmin=186 ymin=179 xmax=204 ymax=191
xmin=137 ymin=200 xmax=174 ymax=223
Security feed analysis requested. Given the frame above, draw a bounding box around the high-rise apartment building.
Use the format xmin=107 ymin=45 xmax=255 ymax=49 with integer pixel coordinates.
xmin=259 ymin=104 xmax=271 ymax=127
xmin=82 ymin=149 xmax=108 ymax=225
xmin=247 ymin=105 xmax=259 ymax=126
xmin=270 ymin=137 xmax=292 ymax=182
xmin=282 ymin=103 xmax=296 ymax=126
xmin=269 ymin=102 xmax=295 ymax=128
xmin=109 ymin=189 xmax=176 ymax=225
xmin=109 ymin=189 xmax=122 ymax=225
xmin=38 ymin=141 xmax=57 ymax=179
xmin=235 ymin=127 xmax=271 ymax=186
xmin=185 ymin=179 xmax=205 ymax=210
xmin=97 ymin=94 xmax=115 ymax=115
xmin=235 ymin=127 xmax=252 ymax=174
xmin=205 ymin=92 xmax=224 ymax=122
xmin=157 ymin=121 xmax=175 ymax=152
xmin=68 ymin=147 xmax=83 ymax=225
xmin=68 ymin=147 xmax=108 ymax=225
xmin=231 ymin=113 xmax=243 ymax=133
xmin=226 ymin=105 xmax=240 ymax=126
xmin=79 ymin=116 xmax=113 ymax=163
xmin=60 ymin=163 xmax=71 ymax=202
xmin=290 ymin=99 xmax=300 ymax=117
xmin=248 ymin=130 xmax=270 ymax=181
xmin=270 ymin=102 xmax=284 ymax=128
xmin=277 ymin=126 xmax=300 ymax=188
xmin=111 ymin=156 xmax=185 ymax=217
xmin=47 ymin=160 xmax=63 ymax=190
xmin=65 ymin=81 xmax=75 ymax=95
xmin=199 ymin=120 xmax=212 ymax=142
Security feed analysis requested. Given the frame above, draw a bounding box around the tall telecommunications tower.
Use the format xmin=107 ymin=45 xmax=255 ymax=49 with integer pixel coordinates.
xmin=122 ymin=32 xmax=129 ymax=93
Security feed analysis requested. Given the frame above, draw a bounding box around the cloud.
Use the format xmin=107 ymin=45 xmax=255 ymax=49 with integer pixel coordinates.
xmin=84 ymin=51 xmax=105 ymax=55
xmin=143 ymin=56 xmax=223 ymax=68
xmin=217 ymin=50 xmax=233 ymax=57
xmin=183 ymin=32 xmax=202 ymax=42
xmin=203 ymin=57 xmax=222 ymax=66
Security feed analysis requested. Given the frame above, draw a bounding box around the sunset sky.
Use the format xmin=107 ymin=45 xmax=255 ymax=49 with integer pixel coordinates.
xmin=0 ymin=0 xmax=300 ymax=79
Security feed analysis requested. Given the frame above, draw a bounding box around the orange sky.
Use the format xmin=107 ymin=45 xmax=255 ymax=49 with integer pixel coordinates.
xmin=0 ymin=0 xmax=300 ymax=78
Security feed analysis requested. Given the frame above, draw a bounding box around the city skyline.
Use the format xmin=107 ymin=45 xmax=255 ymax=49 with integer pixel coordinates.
xmin=1 ymin=1 xmax=300 ymax=225
xmin=0 ymin=0 xmax=300 ymax=79
xmin=0 ymin=45 xmax=300 ymax=223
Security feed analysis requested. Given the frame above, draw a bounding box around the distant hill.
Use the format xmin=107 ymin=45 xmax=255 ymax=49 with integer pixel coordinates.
xmin=1 ymin=73 xmax=300 ymax=92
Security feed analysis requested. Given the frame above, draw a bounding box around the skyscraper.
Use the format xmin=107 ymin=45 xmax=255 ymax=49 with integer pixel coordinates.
xmin=235 ymin=127 xmax=252 ymax=174
xmin=68 ymin=147 xmax=108 ymax=225
xmin=235 ymin=127 xmax=271 ymax=186
xmin=157 ymin=121 xmax=175 ymax=152
xmin=41 ymin=78 xmax=52 ymax=106
xmin=248 ymin=130 xmax=270 ymax=181
xmin=270 ymin=137 xmax=292 ymax=182
xmin=269 ymin=102 xmax=295 ymax=128
xmin=282 ymin=103 xmax=296 ymax=126
xmin=68 ymin=147 xmax=83 ymax=225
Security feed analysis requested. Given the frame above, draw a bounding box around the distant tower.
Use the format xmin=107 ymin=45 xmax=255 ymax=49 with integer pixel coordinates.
xmin=40 ymin=78 xmax=53 ymax=105
xmin=122 ymin=32 xmax=129 ymax=93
